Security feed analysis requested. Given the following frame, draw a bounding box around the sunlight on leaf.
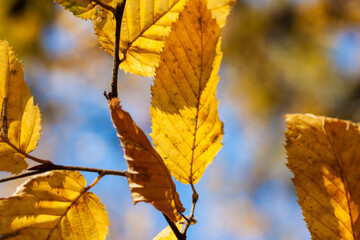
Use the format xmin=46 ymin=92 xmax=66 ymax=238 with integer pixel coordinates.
xmin=285 ymin=114 xmax=360 ymax=239
xmin=93 ymin=0 xmax=186 ymax=77
xmin=150 ymin=0 xmax=224 ymax=184
xmin=109 ymin=97 xmax=185 ymax=222
xmin=208 ymin=0 xmax=235 ymax=28
xmin=0 ymin=40 xmax=42 ymax=174
xmin=0 ymin=170 xmax=109 ymax=240
xmin=54 ymin=0 xmax=97 ymax=19
xmin=93 ymin=0 xmax=234 ymax=77
xmin=153 ymin=223 xmax=182 ymax=240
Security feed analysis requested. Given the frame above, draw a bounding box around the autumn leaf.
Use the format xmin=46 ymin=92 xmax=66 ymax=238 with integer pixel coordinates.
xmin=53 ymin=0 xmax=125 ymax=20
xmin=109 ymin=97 xmax=185 ymax=222
xmin=208 ymin=0 xmax=236 ymax=28
xmin=54 ymin=0 xmax=97 ymax=19
xmin=0 ymin=170 xmax=109 ymax=240
xmin=93 ymin=0 xmax=234 ymax=77
xmin=285 ymin=114 xmax=360 ymax=239
xmin=153 ymin=224 xmax=182 ymax=240
xmin=150 ymin=0 xmax=224 ymax=185
xmin=0 ymin=40 xmax=42 ymax=174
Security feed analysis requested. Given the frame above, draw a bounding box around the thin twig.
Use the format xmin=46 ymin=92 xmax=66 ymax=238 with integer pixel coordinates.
xmin=85 ymin=172 xmax=105 ymax=191
xmin=0 ymin=165 xmax=127 ymax=184
xmin=41 ymin=164 xmax=128 ymax=177
xmin=104 ymin=0 xmax=127 ymax=100
xmin=163 ymin=214 xmax=186 ymax=240
xmin=0 ymin=170 xmax=46 ymax=183
xmin=0 ymin=135 xmax=52 ymax=165
xmin=182 ymin=183 xmax=199 ymax=235
xmin=0 ymin=231 xmax=19 ymax=240
xmin=91 ymin=0 xmax=116 ymax=14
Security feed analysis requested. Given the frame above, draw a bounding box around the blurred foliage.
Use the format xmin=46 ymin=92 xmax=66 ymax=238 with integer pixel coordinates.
xmin=223 ymin=0 xmax=360 ymax=121
xmin=0 ymin=0 xmax=52 ymax=55
xmin=220 ymin=0 xmax=360 ymax=195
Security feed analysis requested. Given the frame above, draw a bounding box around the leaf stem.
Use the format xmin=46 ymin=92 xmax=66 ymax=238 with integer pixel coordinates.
xmin=163 ymin=214 xmax=186 ymax=240
xmin=0 ymin=135 xmax=52 ymax=165
xmin=85 ymin=172 xmax=105 ymax=191
xmin=182 ymin=184 xmax=199 ymax=235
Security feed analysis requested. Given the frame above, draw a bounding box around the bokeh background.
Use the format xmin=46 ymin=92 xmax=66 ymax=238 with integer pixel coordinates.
xmin=1 ymin=0 xmax=360 ymax=239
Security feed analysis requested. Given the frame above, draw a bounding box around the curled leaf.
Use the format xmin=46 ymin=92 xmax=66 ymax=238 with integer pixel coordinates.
xmin=109 ymin=97 xmax=185 ymax=222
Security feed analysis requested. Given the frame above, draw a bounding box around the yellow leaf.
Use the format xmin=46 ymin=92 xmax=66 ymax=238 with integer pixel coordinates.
xmin=53 ymin=0 xmax=125 ymax=20
xmin=153 ymin=224 xmax=182 ymax=240
xmin=109 ymin=98 xmax=185 ymax=222
xmin=0 ymin=170 xmax=109 ymax=240
xmin=285 ymin=114 xmax=360 ymax=239
xmin=150 ymin=0 xmax=224 ymax=184
xmin=208 ymin=0 xmax=236 ymax=28
xmin=0 ymin=40 xmax=42 ymax=174
xmin=93 ymin=0 xmax=234 ymax=77
xmin=54 ymin=0 xmax=97 ymax=20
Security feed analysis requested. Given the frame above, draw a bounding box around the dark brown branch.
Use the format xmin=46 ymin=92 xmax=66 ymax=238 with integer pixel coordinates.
xmin=36 ymin=164 xmax=128 ymax=177
xmin=111 ymin=1 xmax=126 ymax=99
xmin=0 ymin=129 xmax=128 ymax=184
xmin=0 ymin=165 xmax=127 ymax=184
xmin=105 ymin=0 xmax=127 ymax=100
xmin=0 ymin=170 xmax=45 ymax=183
xmin=163 ymin=214 xmax=186 ymax=240
xmin=0 ymin=231 xmax=19 ymax=240
xmin=91 ymin=0 xmax=116 ymax=14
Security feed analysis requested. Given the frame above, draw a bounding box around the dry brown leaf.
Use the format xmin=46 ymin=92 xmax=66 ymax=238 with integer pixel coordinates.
xmin=285 ymin=113 xmax=360 ymax=239
xmin=109 ymin=97 xmax=185 ymax=222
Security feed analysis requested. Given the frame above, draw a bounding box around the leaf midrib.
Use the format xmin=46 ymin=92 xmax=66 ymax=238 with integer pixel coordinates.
xmin=317 ymin=118 xmax=356 ymax=239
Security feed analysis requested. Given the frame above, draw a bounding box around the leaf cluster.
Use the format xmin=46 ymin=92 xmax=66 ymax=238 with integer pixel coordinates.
xmin=0 ymin=0 xmax=234 ymax=239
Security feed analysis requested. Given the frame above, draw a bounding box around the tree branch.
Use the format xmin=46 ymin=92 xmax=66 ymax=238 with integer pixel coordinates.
xmin=0 ymin=170 xmax=45 ymax=183
xmin=105 ymin=0 xmax=127 ymax=100
xmin=0 ymin=231 xmax=19 ymax=240
xmin=32 ymin=164 xmax=128 ymax=177
xmin=91 ymin=0 xmax=116 ymax=14
xmin=0 ymin=164 xmax=128 ymax=184
xmin=163 ymin=214 xmax=186 ymax=240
